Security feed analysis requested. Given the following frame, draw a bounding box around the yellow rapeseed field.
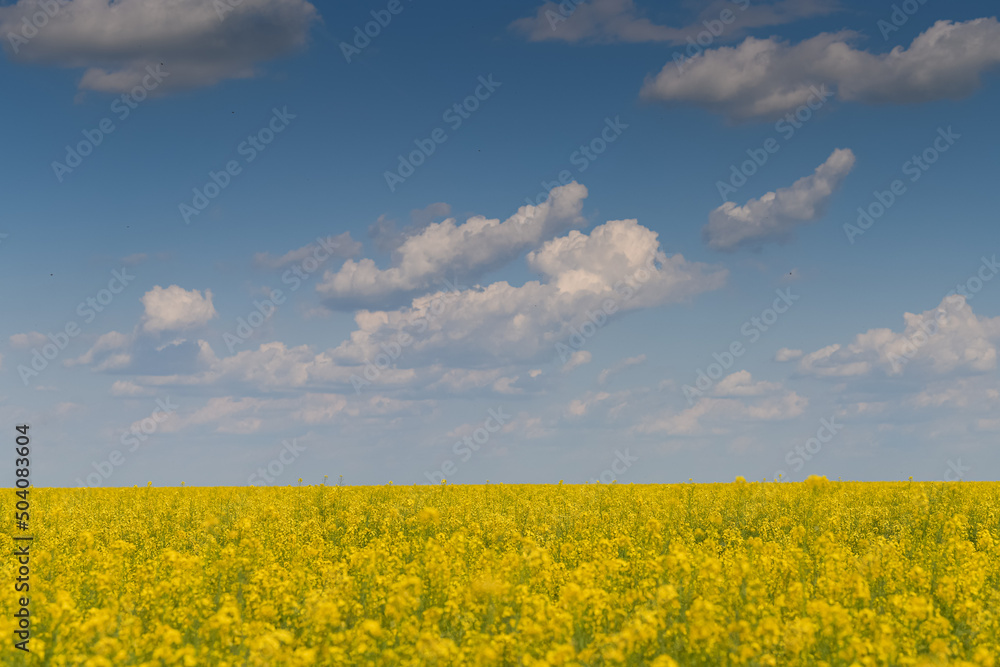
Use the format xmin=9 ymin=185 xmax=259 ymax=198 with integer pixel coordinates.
xmin=2 ymin=478 xmax=999 ymax=666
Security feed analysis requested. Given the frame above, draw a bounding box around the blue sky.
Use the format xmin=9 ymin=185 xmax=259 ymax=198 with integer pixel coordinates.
xmin=1 ymin=0 xmax=999 ymax=487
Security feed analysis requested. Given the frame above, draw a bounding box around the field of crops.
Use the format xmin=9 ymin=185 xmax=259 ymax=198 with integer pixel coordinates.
xmin=2 ymin=479 xmax=999 ymax=666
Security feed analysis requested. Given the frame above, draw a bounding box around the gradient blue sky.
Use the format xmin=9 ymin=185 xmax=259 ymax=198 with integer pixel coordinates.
xmin=1 ymin=0 xmax=998 ymax=487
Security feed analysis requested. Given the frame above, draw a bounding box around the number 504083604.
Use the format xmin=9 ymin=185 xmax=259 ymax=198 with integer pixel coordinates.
xmin=15 ymin=424 xmax=30 ymax=514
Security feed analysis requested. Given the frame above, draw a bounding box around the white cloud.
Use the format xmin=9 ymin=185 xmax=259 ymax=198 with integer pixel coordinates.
xmin=799 ymin=295 xmax=1000 ymax=378
xmin=908 ymin=377 xmax=1000 ymax=410
xmin=324 ymin=217 xmax=726 ymax=371
xmin=93 ymin=212 xmax=724 ymax=398
xmin=65 ymin=185 xmax=725 ymax=408
xmin=510 ymin=0 xmax=838 ymax=44
xmin=66 ymin=287 xmax=218 ymax=373
xmin=136 ymin=217 xmax=723 ymax=394
xmin=640 ymin=18 xmax=1000 ymax=120
xmin=110 ymin=380 xmax=147 ymax=397
xmin=141 ymin=286 xmax=217 ymax=334
xmin=704 ymin=148 xmax=855 ymax=250
xmin=65 ymin=331 xmax=133 ymax=371
xmin=9 ymin=332 xmax=47 ymax=348
xmin=562 ymin=350 xmax=592 ymax=372
xmin=0 ymin=0 xmax=319 ymax=95
xmin=712 ymin=369 xmax=782 ymax=397
xmin=316 ymin=182 xmax=589 ymax=309
xmin=775 ymin=347 xmax=803 ymax=362
xmin=639 ymin=371 xmax=806 ymax=434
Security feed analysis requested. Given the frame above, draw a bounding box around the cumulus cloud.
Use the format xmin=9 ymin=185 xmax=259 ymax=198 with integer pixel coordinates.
xmin=640 ymin=18 xmax=1000 ymax=120
xmin=639 ymin=371 xmax=806 ymax=434
xmin=511 ymin=0 xmax=838 ymax=44
xmin=316 ymin=182 xmax=589 ymax=310
xmin=0 ymin=0 xmax=319 ymax=95
xmin=63 ymin=183 xmax=726 ymax=410
xmin=142 ymin=286 xmax=217 ymax=334
xmin=99 ymin=210 xmax=725 ymax=396
xmin=323 ymin=217 xmax=726 ymax=371
xmin=799 ymin=295 xmax=1000 ymax=378
xmin=146 ymin=215 xmax=723 ymax=395
xmin=705 ymin=149 xmax=855 ymax=251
